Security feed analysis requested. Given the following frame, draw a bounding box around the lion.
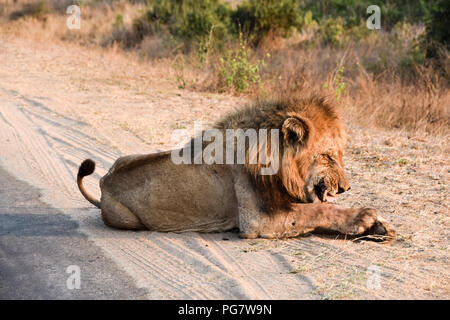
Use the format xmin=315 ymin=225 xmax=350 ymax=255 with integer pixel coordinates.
xmin=77 ymin=94 xmax=395 ymax=241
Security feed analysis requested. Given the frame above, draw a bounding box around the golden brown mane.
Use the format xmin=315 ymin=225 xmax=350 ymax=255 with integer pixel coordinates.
xmin=214 ymin=93 xmax=344 ymax=213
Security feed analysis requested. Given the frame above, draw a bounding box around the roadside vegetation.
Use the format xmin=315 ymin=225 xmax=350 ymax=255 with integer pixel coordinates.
xmin=1 ymin=0 xmax=448 ymax=134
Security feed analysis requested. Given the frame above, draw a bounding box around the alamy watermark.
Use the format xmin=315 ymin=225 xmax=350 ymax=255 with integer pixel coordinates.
xmin=66 ymin=265 xmax=81 ymax=290
xmin=366 ymin=265 xmax=381 ymax=289
xmin=171 ymin=121 xmax=280 ymax=175
xmin=66 ymin=5 xmax=81 ymax=30
xmin=366 ymin=5 xmax=381 ymax=30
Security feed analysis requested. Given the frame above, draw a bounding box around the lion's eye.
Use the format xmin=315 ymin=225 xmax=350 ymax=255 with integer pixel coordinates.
xmin=323 ymin=154 xmax=336 ymax=163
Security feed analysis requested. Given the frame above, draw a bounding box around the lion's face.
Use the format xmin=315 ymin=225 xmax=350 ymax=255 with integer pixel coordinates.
xmin=304 ymin=152 xmax=350 ymax=203
xmin=280 ymin=112 xmax=350 ymax=204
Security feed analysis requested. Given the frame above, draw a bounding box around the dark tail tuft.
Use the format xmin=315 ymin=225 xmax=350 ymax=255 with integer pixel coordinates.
xmin=78 ymin=159 xmax=96 ymax=178
xmin=77 ymin=159 xmax=100 ymax=208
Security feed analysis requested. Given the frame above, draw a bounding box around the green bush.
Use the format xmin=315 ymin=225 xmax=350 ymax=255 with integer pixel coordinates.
xmin=113 ymin=13 xmax=124 ymax=28
xmin=299 ymin=0 xmax=427 ymax=30
xmin=232 ymin=0 xmax=303 ymax=45
xmin=132 ymin=0 xmax=232 ymax=50
xmin=134 ymin=0 xmax=304 ymax=49
xmin=217 ymin=34 xmax=264 ymax=92
xmin=319 ymin=17 xmax=346 ymax=46
xmin=422 ymin=0 xmax=450 ymax=58
xmin=323 ymin=66 xmax=347 ymax=101
xmin=9 ymin=0 xmax=48 ymax=21
xmin=391 ymin=22 xmax=426 ymax=76
xmin=300 ymin=0 xmax=366 ymax=28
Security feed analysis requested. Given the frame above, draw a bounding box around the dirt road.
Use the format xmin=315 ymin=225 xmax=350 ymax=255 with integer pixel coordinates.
xmin=0 ymin=35 xmax=448 ymax=299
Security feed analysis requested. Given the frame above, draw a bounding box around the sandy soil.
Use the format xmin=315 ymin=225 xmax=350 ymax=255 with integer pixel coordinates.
xmin=0 ymin=35 xmax=448 ymax=299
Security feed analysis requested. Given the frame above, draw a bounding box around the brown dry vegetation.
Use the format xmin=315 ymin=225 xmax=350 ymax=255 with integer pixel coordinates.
xmin=1 ymin=0 xmax=448 ymax=137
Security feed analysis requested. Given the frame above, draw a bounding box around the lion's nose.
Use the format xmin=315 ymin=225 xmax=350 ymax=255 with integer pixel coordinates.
xmin=337 ymin=185 xmax=350 ymax=194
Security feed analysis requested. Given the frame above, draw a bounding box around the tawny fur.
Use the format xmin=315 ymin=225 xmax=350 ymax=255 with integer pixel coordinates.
xmin=77 ymin=94 xmax=395 ymax=241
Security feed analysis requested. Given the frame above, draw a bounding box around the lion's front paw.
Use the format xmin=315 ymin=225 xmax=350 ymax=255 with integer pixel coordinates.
xmin=362 ymin=216 xmax=396 ymax=241
xmin=238 ymin=231 xmax=259 ymax=239
xmin=341 ymin=208 xmax=395 ymax=241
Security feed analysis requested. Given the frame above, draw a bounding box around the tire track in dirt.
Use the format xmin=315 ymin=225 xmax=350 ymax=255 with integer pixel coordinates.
xmin=199 ymin=234 xmax=274 ymax=299
xmin=0 ymin=88 xmax=316 ymax=299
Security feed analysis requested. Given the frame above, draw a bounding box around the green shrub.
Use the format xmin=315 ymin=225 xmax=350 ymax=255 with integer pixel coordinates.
xmin=113 ymin=13 xmax=124 ymax=28
xmin=232 ymin=0 xmax=303 ymax=45
xmin=217 ymin=34 xmax=264 ymax=92
xmin=392 ymin=22 xmax=426 ymax=76
xmin=422 ymin=0 xmax=450 ymax=58
xmin=323 ymin=66 xmax=347 ymax=101
xmin=319 ymin=17 xmax=346 ymax=46
xmin=299 ymin=0 xmax=427 ymax=30
xmin=399 ymin=44 xmax=425 ymax=77
xmin=9 ymin=0 xmax=48 ymax=21
xmin=301 ymin=0 xmax=366 ymax=27
xmin=132 ymin=0 xmax=232 ymax=50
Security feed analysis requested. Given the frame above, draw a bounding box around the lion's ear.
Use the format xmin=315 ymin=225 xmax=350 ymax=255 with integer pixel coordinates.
xmin=281 ymin=116 xmax=309 ymax=147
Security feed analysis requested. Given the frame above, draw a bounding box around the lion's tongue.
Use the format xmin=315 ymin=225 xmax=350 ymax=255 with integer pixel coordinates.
xmin=326 ymin=195 xmax=336 ymax=203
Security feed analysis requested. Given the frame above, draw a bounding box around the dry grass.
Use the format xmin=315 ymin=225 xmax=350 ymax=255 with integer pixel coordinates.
xmin=345 ymin=68 xmax=449 ymax=135
xmin=243 ymin=28 xmax=449 ymax=136
xmin=1 ymin=0 xmax=448 ymax=136
xmin=0 ymin=0 xmax=144 ymax=46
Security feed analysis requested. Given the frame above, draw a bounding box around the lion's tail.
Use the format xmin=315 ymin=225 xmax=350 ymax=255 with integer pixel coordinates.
xmin=77 ymin=159 xmax=101 ymax=209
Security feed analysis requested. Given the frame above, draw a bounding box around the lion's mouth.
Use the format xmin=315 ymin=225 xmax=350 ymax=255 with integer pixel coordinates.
xmin=314 ymin=179 xmax=336 ymax=203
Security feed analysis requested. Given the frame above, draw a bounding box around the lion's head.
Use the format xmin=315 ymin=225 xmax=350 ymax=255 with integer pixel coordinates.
xmin=218 ymin=94 xmax=351 ymax=210
xmin=279 ymin=107 xmax=350 ymax=204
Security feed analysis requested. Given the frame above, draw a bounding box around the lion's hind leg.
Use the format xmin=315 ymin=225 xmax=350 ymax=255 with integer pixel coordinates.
xmin=100 ymin=192 xmax=146 ymax=230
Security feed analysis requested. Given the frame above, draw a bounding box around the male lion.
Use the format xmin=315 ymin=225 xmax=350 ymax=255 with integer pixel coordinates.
xmin=77 ymin=95 xmax=395 ymax=240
